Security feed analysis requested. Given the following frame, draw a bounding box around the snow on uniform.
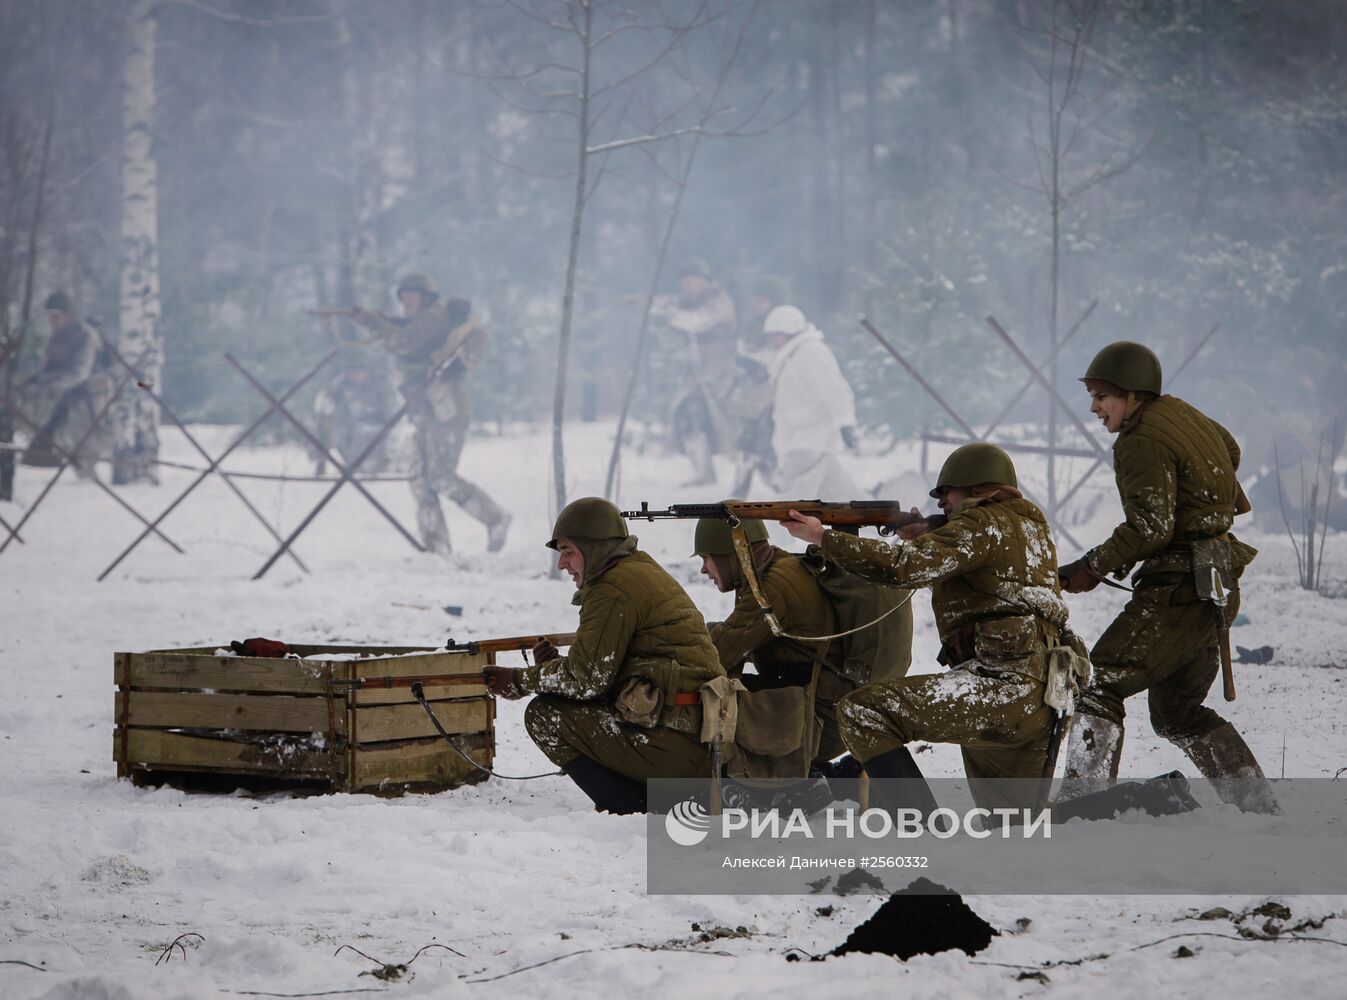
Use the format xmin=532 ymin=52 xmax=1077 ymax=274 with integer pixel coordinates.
xmin=765 ymin=322 xmax=859 ymax=499
xmin=520 ymin=543 xmax=725 ymax=781
xmin=1066 ymin=394 xmax=1273 ymax=806
xmin=357 ymin=296 xmax=509 ymax=554
xmin=820 ymin=496 xmax=1069 ymax=811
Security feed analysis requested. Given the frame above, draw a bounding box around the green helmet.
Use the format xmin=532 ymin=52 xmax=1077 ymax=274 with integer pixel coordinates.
xmin=396 ymin=272 xmax=439 ymax=300
xmin=546 ymin=497 xmax=629 ymax=549
xmin=691 ymin=515 xmax=768 ymax=557
xmin=679 ymin=256 xmax=712 ymax=280
xmin=1081 ymin=341 xmax=1162 ymax=395
xmin=43 ymin=290 xmax=74 ymax=313
xmin=930 ymin=443 xmax=1018 ymax=498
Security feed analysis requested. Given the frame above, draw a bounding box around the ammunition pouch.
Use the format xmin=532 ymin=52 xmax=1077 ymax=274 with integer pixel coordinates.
xmin=614 ymin=676 xmax=664 ymax=729
xmin=940 ymin=614 xmax=1058 ymax=683
xmin=613 ymin=656 xmax=709 ymax=735
xmin=725 ymin=684 xmax=821 ymax=782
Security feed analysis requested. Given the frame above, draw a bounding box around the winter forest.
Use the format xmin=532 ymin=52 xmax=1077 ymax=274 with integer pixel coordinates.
xmin=3 ymin=0 xmax=1345 ymax=499
xmin=3 ymin=2 xmax=1347 ymax=998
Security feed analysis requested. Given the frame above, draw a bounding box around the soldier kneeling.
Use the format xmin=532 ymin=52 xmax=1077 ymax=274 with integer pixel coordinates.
xmin=783 ymin=444 xmax=1071 ymax=815
xmin=484 ymin=498 xmax=724 ymax=814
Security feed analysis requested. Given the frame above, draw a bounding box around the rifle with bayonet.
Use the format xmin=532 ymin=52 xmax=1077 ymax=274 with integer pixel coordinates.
xmin=622 ymin=499 xmax=946 ymax=536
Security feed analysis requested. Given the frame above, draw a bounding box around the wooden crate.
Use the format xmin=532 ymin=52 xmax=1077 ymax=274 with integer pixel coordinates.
xmin=113 ymin=644 xmax=495 ymax=794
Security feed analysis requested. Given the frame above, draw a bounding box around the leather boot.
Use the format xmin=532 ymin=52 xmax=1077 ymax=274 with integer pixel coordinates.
xmin=1176 ymin=722 xmax=1279 ymax=814
xmin=1059 ymin=714 xmax=1124 ymax=800
xmin=1052 ymin=770 xmax=1201 ymax=823
xmin=562 ymin=756 xmax=647 ymax=815
xmin=860 ymin=746 xmax=940 ymax=818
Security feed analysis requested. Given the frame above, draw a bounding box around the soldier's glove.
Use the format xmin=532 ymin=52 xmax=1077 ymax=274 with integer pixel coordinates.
xmin=840 ymin=425 xmax=858 ymax=451
xmin=532 ymin=638 xmax=561 ymax=664
xmin=1058 ymin=556 xmax=1103 ymax=594
xmin=483 ymin=665 xmax=528 ymax=700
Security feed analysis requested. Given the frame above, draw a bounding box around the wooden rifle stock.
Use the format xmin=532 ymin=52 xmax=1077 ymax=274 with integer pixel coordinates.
xmin=445 ymin=632 xmax=577 ymax=655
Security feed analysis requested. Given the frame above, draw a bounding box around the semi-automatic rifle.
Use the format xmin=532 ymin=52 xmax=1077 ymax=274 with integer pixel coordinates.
xmin=622 ymin=499 xmax=946 ymax=535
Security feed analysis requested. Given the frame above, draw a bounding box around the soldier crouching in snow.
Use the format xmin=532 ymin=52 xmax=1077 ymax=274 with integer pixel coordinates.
xmin=483 ymin=498 xmax=724 ymax=814
xmin=781 ymin=443 xmax=1073 ymax=814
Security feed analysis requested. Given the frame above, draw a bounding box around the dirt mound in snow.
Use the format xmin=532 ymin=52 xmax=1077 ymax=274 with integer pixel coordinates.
xmin=831 ymin=877 xmax=997 ymax=960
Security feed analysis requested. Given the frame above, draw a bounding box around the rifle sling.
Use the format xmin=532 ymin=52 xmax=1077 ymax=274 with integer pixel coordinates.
xmin=730 ymin=523 xmax=914 ymax=643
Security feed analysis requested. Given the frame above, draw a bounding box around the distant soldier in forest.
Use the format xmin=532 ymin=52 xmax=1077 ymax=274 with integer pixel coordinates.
xmin=483 ymin=497 xmax=724 ymax=814
xmin=349 ymin=273 xmax=510 ymax=554
xmin=650 ymin=257 xmax=738 ymax=486
xmin=1058 ymin=342 xmax=1277 ymax=813
xmin=14 ymin=290 xmax=115 ymax=475
xmin=760 ymin=304 xmax=860 ymax=499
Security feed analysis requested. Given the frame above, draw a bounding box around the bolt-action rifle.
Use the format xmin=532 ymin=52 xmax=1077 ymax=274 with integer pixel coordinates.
xmin=327 ymin=634 xmax=577 ymax=693
xmin=622 ymin=499 xmax=946 ymax=535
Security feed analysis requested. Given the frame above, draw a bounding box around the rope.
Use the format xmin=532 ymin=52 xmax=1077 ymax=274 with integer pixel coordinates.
xmin=411 ymin=682 xmax=562 ymax=781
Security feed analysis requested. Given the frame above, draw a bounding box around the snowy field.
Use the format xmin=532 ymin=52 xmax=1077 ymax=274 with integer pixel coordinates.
xmin=2 ymin=420 xmax=1345 ymax=999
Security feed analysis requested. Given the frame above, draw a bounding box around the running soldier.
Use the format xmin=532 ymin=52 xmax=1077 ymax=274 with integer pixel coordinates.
xmin=1058 ymin=342 xmax=1277 ymax=813
xmin=16 ymin=291 xmax=115 ymax=474
xmin=350 ymin=273 xmax=510 ymax=554
xmin=484 ymin=498 xmax=724 ymax=814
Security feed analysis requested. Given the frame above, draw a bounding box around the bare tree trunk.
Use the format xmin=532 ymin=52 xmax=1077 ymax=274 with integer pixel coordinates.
xmin=552 ymin=0 xmax=594 ymax=521
xmin=113 ymin=0 xmax=161 ymax=485
xmin=861 ymin=0 xmax=877 ymax=306
xmin=334 ymin=0 xmax=381 ymax=304
xmin=1 ymin=103 xmax=53 ymax=501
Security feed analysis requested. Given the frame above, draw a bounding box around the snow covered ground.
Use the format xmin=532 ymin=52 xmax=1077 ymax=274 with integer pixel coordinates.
xmin=2 ymin=420 xmax=1345 ymax=999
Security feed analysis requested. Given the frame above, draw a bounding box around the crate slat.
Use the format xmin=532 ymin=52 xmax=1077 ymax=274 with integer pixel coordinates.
xmin=353 ymin=698 xmax=490 ymax=745
xmin=353 ymin=738 xmax=492 ymax=791
xmin=115 ymin=728 xmax=331 ymax=775
xmin=115 ymin=690 xmax=334 ymax=733
xmin=117 ymin=652 xmax=332 ymax=693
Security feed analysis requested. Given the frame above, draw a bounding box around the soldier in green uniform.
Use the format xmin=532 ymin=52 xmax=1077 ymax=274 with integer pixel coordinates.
xmin=782 ymin=443 xmax=1070 ymax=813
xmin=1058 ymin=342 xmax=1277 ymax=813
xmin=349 ymin=273 xmax=510 ymax=555
xmin=694 ymin=514 xmax=912 ymax=769
xmin=484 ymin=498 xmax=724 ymax=814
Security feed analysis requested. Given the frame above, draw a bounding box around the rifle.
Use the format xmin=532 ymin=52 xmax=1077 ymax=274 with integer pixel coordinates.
xmin=623 ymin=499 xmax=946 ymax=536
xmin=328 ymin=633 xmax=578 ymax=692
xmin=445 ymin=632 xmax=577 ymax=656
xmin=307 ymin=308 xmax=355 ymax=319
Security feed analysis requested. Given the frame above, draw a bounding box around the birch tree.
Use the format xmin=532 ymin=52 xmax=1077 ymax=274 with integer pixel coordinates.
xmin=112 ymin=0 xmax=162 ymax=485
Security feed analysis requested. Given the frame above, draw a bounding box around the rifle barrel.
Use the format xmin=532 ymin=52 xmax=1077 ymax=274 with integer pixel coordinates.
xmin=446 ymin=632 xmax=577 ymax=654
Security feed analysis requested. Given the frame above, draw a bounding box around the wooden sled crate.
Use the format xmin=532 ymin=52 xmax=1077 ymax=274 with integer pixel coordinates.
xmin=114 ymin=644 xmax=495 ymax=794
